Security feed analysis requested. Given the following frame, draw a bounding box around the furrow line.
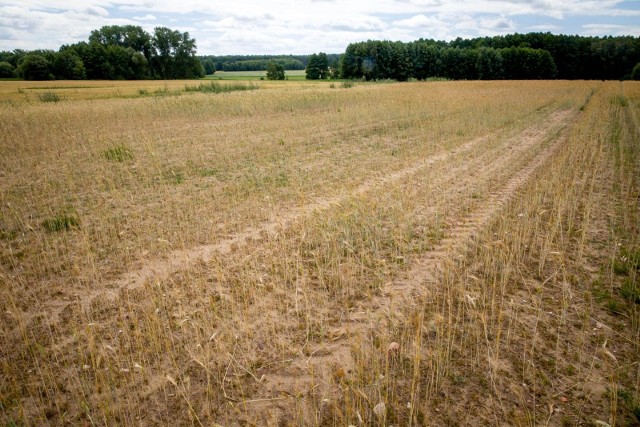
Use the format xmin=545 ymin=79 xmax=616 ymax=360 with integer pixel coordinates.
xmin=245 ymin=108 xmax=576 ymax=421
xmin=38 ymin=109 xmax=568 ymax=324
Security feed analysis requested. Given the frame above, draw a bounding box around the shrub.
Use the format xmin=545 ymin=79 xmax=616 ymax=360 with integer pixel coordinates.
xmin=42 ymin=214 xmax=80 ymax=232
xmin=266 ymin=62 xmax=285 ymax=80
xmin=611 ymin=94 xmax=628 ymax=107
xmin=621 ymin=278 xmax=639 ymax=304
xmin=183 ymin=82 xmax=258 ymax=94
xmin=103 ymin=145 xmax=133 ymax=162
xmin=38 ymin=92 xmax=61 ymax=103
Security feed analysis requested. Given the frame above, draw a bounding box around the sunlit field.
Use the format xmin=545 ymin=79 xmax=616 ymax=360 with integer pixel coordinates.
xmin=1 ymin=80 xmax=638 ymax=426
xmin=0 ymin=74 xmax=323 ymax=103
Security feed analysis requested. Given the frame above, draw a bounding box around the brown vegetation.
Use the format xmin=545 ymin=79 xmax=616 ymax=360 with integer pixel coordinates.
xmin=1 ymin=80 xmax=638 ymax=426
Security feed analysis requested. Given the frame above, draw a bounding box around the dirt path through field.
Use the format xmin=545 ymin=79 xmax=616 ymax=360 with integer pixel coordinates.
xmin=236 ymin=108 xmax=576 ymax=423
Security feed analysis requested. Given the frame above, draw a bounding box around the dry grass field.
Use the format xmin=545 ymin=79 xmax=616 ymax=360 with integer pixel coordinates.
xmin=0 ymin=79 xmax=638 ymax=426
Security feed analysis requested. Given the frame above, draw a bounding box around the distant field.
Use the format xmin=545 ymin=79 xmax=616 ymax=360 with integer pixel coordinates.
xmin=208 ymin=69 xmax=308 ymax=81
xmin=0 ymin=79 xmax=208 ymax=101
xmin=0 ymin=74 xmax=329 ymax=102
xmin=1 ymin=80 xmax=639 ymax=426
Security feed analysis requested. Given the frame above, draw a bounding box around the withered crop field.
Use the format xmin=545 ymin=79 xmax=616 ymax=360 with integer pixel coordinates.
xmin=1 ymin=80 xmax=639 ymax=426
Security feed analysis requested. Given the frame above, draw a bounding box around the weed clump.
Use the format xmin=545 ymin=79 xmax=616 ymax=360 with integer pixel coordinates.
xmin=184 ymin=82 xmax=258 ymax=94
xmin=611 ymin=94 xmax=628 ymax=107
xmin=42 ymin=213 xmax=80 ymax=232
xmin=103 ymin=145 xmax=133 ymax=162
xmin=38 ymin=91 xmax=61 ymax=102
xmin=153 ymin=86 xmax=171 ymax=96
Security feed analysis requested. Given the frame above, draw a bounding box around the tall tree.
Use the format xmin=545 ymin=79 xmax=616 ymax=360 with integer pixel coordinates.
xmin=0 ymin=61 xmax=15 ymax=78
xmin=18 ymin=54 xmax=53 ymax=80
xmin=202 ymin=58 xmax=216 ymax=75
xmin=151 ymin=27 xmax=202 ymax=79
xmin=305 ymin=52 xmax=329 ymax=80
xmin=89 ymin=25 xmax=152 ymax=59
xmin=53 ymin=49 xmax=86 ymax=80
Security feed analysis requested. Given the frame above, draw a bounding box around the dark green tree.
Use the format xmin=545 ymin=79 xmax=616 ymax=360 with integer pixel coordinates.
xmin=53 ymin=49 xmax=86 ymax=80
xmin=500 ymin=47 xmax=556 ymax=79
xmin=68 ymin=42 xmax=110 ymax=79
xmin=266 ymin=61 xmax=285 ymax=80
xmin=305 ymin=52 xmax=329 ymax=79
xmin=89 ymin=25 xmax=152 ymax=59
xmin=388 ymin=41 xmax=412 ymax=81
xmin=632 ymin=63 xmax=640 ymax=80
xmin=475 ymin=47 xmax=503 ymax=79
xmin=18 ymin=54 xmax=53 ymax=80
xmin=0 ymin=61 xmax=15 ymax=78
xmin=340 ymin=40 xmax=412 ymax=81
xmin=202 ymin=58 xmax=216 ymax=75
xmin=340 ymin=42 xmax=362 ymax=80
xmin=410 ymin=42 xmax=443 ymax=80
xmin=151 ymin=27 xmax=202 ymax=79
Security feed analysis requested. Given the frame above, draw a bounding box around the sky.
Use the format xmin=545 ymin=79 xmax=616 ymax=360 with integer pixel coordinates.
xmin=1 ymin=0 xmax=639 ymax=55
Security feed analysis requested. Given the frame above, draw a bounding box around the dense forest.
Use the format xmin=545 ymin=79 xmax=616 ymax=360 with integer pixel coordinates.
xmin=339 ymin=33 xmax=640 ymax=81
xmin=0 ymin=25 xmax=204 ymax=80
xmin=199 ymin=55 xmax=306 ymax=72
xmin=197 ymin=54 xmax=343 ymax=73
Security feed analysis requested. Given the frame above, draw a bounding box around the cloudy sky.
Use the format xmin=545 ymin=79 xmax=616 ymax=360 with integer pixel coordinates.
xmin=1 ymin=0 xmax=639 ymax=55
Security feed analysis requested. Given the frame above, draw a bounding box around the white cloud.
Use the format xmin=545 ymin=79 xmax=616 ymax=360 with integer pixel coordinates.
xmin=133 ymin=14 xmax=156 ymax=20
xmin=583 ymin=23 xmax=640 ymax=36
xmin=526 ymin=23 xmax=562 ymax=32
xmin=328 ymin=16 xmax=387 ymax=32
xmin=1 ymin=0 xmax=639 ymax=54
xmin=393 ymin=14 xmax=443 ymax=28
xmin=479 ymin=16 xmax=516 ymax=31
xmin=85 ymin=6 xmax=110 ymax=17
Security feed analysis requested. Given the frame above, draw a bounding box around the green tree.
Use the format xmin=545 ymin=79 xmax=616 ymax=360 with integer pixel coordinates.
xmin=53 ymin=49 xmax=86 ymax=80
xmin=266 ymin=61 xmax=285 ymax=80
xmin=499 ymin=47 xmax=556 ymax=79
xmin=202 ymin=58 xmax=216 ymax=75
xmin=0 ymin=61 xmax=15 ymax=78
xmin=475 ymin=47 xmax=503 ymax=80
xmin=151 ymin=27 xmax=201 ymax=79
xmin=410 ymin=42 xmax=443 ymax=80
xmin=89 ymin=25 xmax=152 ymax=59
xmin=70 ymin=42 xmax=111 ymax=79
xmin=389 ymin=41 xmax=411 ymax=81
xmin=305 ymin=52 xmax=328 ymax=80
xmin=632 ymin=63 xmax=640 ymax=80
xmin=340 ymin=40 xmax=412 ymax=81
xmin=18 ymin=54 xmax=53 ymax=80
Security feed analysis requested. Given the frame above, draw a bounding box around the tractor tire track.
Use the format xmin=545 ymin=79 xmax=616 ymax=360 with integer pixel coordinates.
xmin=240 ymin=108 xmax=577 ymax=423
xmin=29 ymin=109 xmax=568 ymax=342
xmin=29 ymin=107 xmax=575 ymax=424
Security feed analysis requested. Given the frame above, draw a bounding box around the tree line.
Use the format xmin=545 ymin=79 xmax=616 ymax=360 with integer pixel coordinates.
xmin=0 ymin=25 xmax=204 ymax=80
xmin=3 ymin=29 xmax=639 ymax=81
xmin=198 ymin=54 xmax=342 ymax=73
xmin=199 ymin=55 xmax=306 ymax=72
xmin=335 ymin=33 xmax=640 ymax=81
